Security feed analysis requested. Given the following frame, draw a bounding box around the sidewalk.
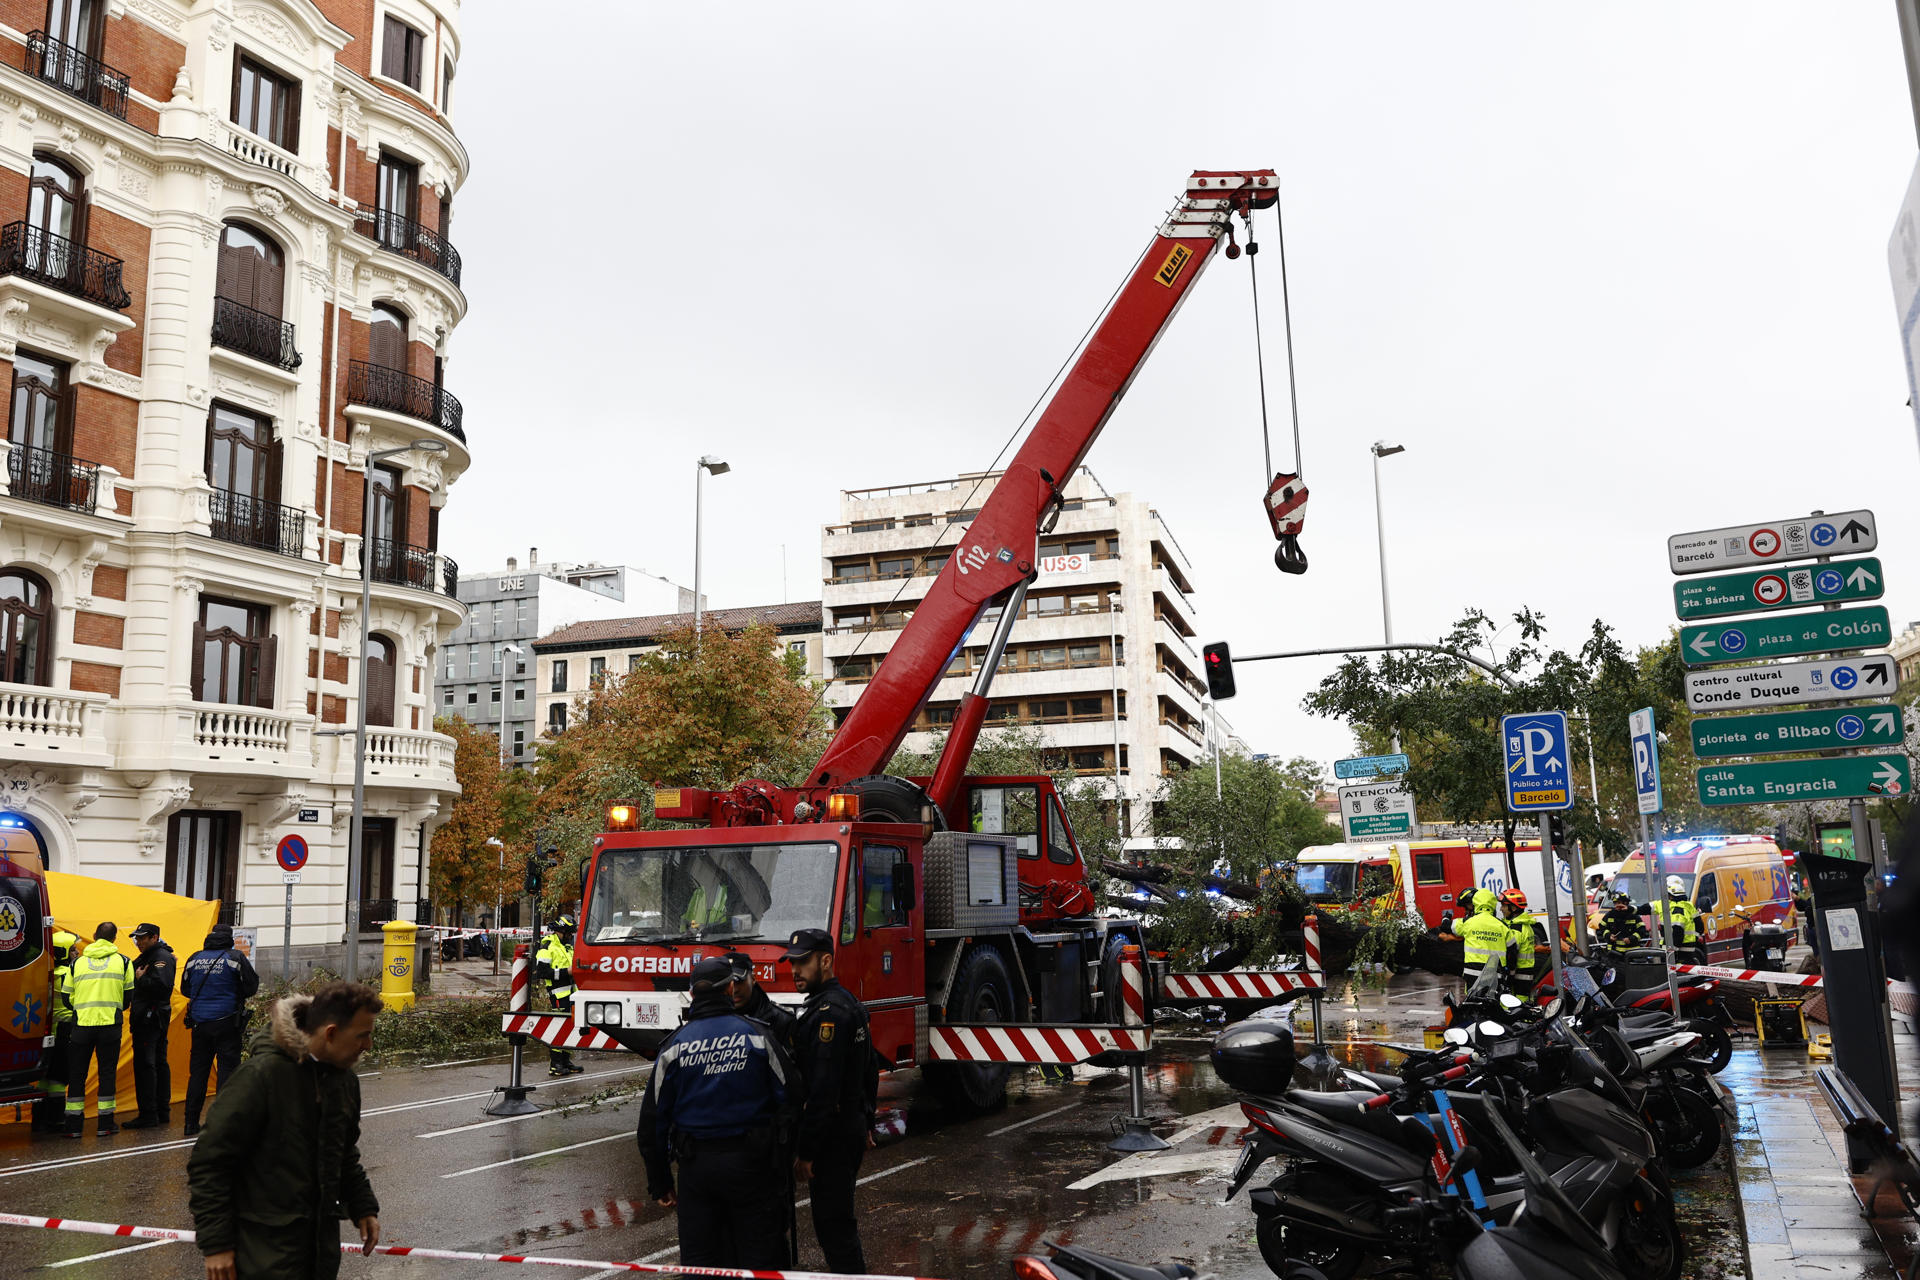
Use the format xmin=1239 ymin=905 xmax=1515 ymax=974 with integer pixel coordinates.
xmin=427 ymin=957 xmax=515 ymax=996
xmin=1725 ymin=1031 xmax=1920 ymax=1278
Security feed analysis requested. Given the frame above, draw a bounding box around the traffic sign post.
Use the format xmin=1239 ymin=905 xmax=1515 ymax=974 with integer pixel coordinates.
xmin=1502 ymin=712 xmax=1572 ymax=994
xmin=1627 ymin=706 xmax=1682 ymax=1012
xmin=1672 ymin=556 xmax=1883 ymax=620
xmin=275 ymin=834 xmax=308 ymax=984
xmin=1691 ymin=704 xmax=1905 ymax=758
xmin=1682 ymin=652 xmax=1899 ymax=712
xmin=1678 ymin=606 xmax=1892 ymax=667
xmin=1334 ymin=753 xmax=1410 ymax=780
xmin=1668 ymin=510 xmax=1877 ymax=574
xmin=1337 ymin=781 xmax=1414 ymax=841
xmin=1696 ymin=754 xmax=1911 ymax=807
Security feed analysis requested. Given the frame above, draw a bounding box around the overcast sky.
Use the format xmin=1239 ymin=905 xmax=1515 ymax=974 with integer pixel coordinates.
xmin=440 ymin=4 xmax=1920 ymax=777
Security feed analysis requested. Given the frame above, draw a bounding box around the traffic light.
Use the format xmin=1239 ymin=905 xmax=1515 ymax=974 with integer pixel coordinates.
xmin=1203 ymin=641 xmax=1237 ymax=700
xmin=524 ymin=855 xmax=542 ymax=896
xmin=1547 ymin=814 xmax=1567 ymax=850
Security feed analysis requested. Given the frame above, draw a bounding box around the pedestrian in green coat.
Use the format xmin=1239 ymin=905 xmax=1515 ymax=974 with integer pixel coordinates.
xmin=187 ymin=983 xmax=384 ymax=1280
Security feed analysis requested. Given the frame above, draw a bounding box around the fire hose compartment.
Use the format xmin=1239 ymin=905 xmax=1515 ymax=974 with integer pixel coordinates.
xmin=923 ymin=832 xmax=1019 ymax=930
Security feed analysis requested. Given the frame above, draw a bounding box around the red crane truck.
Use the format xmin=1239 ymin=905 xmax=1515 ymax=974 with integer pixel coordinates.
xmin=571 ymin=169 xmax=1281 ymax=1111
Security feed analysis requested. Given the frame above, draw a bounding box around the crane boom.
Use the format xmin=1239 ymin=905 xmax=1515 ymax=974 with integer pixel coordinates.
xmin=807 ymin=169 xmax=1277 ymax=794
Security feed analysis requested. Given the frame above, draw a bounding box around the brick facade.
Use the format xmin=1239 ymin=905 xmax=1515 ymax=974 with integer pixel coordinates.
xmin=72 ymin=611 xmax=124 ymax=649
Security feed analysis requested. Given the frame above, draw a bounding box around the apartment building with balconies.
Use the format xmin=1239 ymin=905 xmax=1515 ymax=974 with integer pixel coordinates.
xmin=0 ymin=0 xmax=472 ymax=973
xmin=820 ymin=468 xmax=1233 ymax=839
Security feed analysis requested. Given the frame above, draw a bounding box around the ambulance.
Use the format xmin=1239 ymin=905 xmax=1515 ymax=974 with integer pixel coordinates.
xmin=1293 ymin=837 xmax=1578 ymax=931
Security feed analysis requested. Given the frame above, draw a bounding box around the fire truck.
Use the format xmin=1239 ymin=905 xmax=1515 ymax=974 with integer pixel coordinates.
xmin=570 ymin=169 xmax=1283 ymax=1111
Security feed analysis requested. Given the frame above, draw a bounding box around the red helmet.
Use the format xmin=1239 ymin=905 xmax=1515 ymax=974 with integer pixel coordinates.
xmin=1499 ymin=889 xmax=1528 ymax=910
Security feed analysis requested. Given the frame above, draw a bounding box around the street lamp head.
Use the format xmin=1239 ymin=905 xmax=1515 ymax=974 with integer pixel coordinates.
xmin=485 ymin=837 xmax=504 ymax=848
xmin=500 ymin=642 xmax=524 ymax=655
xmin=411 ymin=438 xmax=448 ymax=454
xmin=369 ymin=438 xmax=450 ymax=465
xmin=698 ymin=455 xmax=730 ymax=476
xmin=1371 ymin=441 xmax=1406 ymax=458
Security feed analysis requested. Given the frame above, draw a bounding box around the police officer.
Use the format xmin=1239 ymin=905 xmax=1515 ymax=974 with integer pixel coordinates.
xmin=784 ymin=928 xmax=878 ymax=1274
xmin=1596 ymin=891 xmax=1650 ymax=949
xmin=535 ymin=917 xmax=583 ymax=1076
xmin=125 ymin=923 xmax=177 ymax=1129
xmin=32 ymin=930 xmax=79 ymax=1132
xmin=1456 ymin=894 xmax=1516 ymax=993
xmin=179 ymin=923 xmax=260 ymax=1137
xmin=725 ymin=951 xmax=795 ymax=1045
xmin=638 ymin=955 xmax=794 ymax=1268
xmin=63 ymin=922 xmax=133 ymax=1137
xmin=1659 ymin=876 xmax=1704 ymax=964
xmin=1498 ymin=890 xmax=1545 ymax=983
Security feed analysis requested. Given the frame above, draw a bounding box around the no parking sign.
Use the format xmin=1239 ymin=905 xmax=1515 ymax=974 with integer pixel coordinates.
xmin=275 ymin=833 xmax=309 ymax=874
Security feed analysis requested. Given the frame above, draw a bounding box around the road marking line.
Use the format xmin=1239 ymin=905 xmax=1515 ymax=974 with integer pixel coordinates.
xmin=420 ymin=1091 xmax=639 ymax=1138
xmin=989 ymin=1103 xmax=1081 ymax=1137
xmin=363 ymin=1064 xmax=647 ymax=1118
xmin=0 ymin=1140 xmax=195 ymax=1180
xmin=1165 ymin=1103 xmax=1244 ymax=1146
xmin=424 ymin=1055 xmax=504 ymax=1069
xmin=42 ymin=1238 xmax=178 ymax=1267
xmin=794 ymin=1155 xmax=932 ymax=1208
xmin=441 ymin=1131 xmax=629 ymax=1178
xmin=1067 ymin=1148 xmax=1238 ymax=1191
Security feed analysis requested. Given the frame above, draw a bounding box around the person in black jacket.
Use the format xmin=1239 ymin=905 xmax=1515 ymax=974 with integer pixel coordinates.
xmin=726 ymin=951 xmax=795 ymax=1045
xmin=125 ymin=923 xmax=177 ymax=1129
xmin=180 ymin=924 xmax=261 ymax=1137
xmin=782 ymin=929 xmax=878 ymax=1274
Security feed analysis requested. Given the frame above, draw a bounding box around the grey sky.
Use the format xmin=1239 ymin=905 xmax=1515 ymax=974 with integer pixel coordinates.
xmin=441 ymin=3 xmax=1919 ymax=776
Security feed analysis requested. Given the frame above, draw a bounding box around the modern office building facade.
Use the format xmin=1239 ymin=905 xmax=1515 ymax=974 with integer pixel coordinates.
xmin=0 ymin=0 xmax=474 ymax=971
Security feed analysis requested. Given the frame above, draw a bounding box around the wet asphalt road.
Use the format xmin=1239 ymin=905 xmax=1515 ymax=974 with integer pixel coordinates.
xmin=0 ymin=972 xmax=1676 ymax=1278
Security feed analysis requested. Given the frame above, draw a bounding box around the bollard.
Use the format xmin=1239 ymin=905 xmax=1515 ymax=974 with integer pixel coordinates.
xmin=379 ymin=920 xmax=417 ymax=1012
xmin=1298 ymin=913 xmax=1341 ymax=1089
xmin=1107 ymin=942 xmax=1170 ymax=1152
xmin=486 ymin=945 xmax=539 ymax=1117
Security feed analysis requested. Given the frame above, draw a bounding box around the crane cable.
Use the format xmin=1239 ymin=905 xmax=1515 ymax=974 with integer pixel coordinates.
xmin=1247 ymin=190 xmax=1305 ymax=480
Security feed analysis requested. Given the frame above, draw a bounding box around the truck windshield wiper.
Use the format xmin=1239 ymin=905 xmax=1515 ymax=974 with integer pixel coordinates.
xmin=638 ymin=932 xmax=705 ymax=950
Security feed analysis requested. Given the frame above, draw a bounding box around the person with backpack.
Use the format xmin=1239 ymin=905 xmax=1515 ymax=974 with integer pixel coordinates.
xmin=180 ymin=924 xmax=261 ymax=1137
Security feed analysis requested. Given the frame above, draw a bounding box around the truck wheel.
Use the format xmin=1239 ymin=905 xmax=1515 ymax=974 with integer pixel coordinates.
xmin=927 ymin=944 xmax=1014 ymax=1114
xmin=1088 ymin=933 xmax=1137 ymax=1067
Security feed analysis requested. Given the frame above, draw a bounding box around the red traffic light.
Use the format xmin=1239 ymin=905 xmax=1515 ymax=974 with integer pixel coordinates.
xmin=1202 ymin=641 xmax=1236 ymax=700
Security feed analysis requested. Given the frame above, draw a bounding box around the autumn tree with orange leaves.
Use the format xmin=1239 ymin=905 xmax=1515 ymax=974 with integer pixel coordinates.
xmin=430 ymin=714 xmax=530 ymax=926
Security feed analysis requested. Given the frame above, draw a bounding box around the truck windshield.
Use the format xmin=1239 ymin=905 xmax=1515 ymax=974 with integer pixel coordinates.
xmin=1613 ymin=872 xmax=1692 ymax=902
xmin=1294 ymin=862 xmax=1355 ymax=900
xmin=584 ymin=842 xmax=840 ymax=945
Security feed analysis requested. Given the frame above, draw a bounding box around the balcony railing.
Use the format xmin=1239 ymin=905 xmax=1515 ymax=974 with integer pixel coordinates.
xmin=0 ymin=221 xmax=129 ymax=310
xmin=6 ymin=443 xmax=98 ymax=514
xmin=211 ymin=296 xmax=301 ymax=370
xmin=193 ymin=705 xmax=293 ymax=753
xmin=209 ymin=488 xmax=305 ymax=558
xmin=0 ymin=682 xmax=97 ymax=743
xmin=354 ymin=208 xmax=462 ymax=287
xmin=364 ymin=539 xmax=459 ymax=600
xmin=347 ymin=360 xmax=464 ymax=442
xmin=24 ymin=31 xmax=129 ymax=120
xmin=441 ymin=553 xmax=459 ymax=599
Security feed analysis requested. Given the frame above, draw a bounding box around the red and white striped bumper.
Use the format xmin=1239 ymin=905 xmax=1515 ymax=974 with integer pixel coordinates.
xmin=500 ymin=1012 xmax=630 ymax=1054
xmin=1159 ymin=971 xmax=1323 ymax=1001
xmin=929 ymin=1024 xmax=1149 ymax=1063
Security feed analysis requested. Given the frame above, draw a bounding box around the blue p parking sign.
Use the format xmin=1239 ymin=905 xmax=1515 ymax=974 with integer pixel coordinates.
xmin=1630 ymin=706 xmax=1662 ymax=816
xmin=1502 ymin=711 xmax=1574 ymax=812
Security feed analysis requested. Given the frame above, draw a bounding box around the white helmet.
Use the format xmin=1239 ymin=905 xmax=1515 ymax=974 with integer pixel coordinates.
xmin=1666 ymin=875 xmax=1686 ymax=895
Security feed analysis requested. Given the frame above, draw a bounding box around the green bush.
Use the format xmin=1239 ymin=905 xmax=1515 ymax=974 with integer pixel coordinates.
xmin=242 ymin=969 xmax=509 ymax=1066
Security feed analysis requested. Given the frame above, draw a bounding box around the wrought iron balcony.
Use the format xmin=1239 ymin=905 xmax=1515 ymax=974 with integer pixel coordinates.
xmin=24 ymin=31 xmax=129 ymax=121
xmin=209 ymin=488 xmax=306 ymax=557
xmin=6 ymin=443 xmax=98 ymax=514
xmin=0 ymin=222 xmax=130 ymax=310
xmin=211 ymin=296 xmax=301 ymax=371
xmin=353 ymin=208 xmax=462 ymax=288
xmin=347 ymin=360 xmax=464 ymax=443
xmin=440 ymin=553 xmax=459 ymax=599
xmin=363 ymin=537 xmax=437 ymax=592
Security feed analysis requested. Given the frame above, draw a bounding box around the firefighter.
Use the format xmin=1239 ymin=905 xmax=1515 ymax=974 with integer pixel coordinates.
xmin=535 ymin=917 xmax=582 ymax=1076
xmin=637 ymin=955 xmax=795 ymax=1268
xmin=1659 ymin=876 xmax=1704 ymax=964
xmin=686 ymin=881 xmax=731 ymax=932
xmin=63 ymin=922 xmax=134 ymax=1137
xmin=1596 ymin=891 xmax=1650 ymax=949
xmin=1498 ymin=889 xmax=1546 ymax=982
xmin=32 ymin=930 xmax=79 ymax=1132
xmin=1456 ymin=893 xmax=1516 ymax=992
xmin=783 ymin=928 xmax=878 ymax=1275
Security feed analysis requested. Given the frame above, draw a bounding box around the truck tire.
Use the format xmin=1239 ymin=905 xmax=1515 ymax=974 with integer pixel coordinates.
xmin=926 ymin=944 xmax=1015 ymax=1114
xmin=1088 ymin=933 xmax=1137 ymax=1067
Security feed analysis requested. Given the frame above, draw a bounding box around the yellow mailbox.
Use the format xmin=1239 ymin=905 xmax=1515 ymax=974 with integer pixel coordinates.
xmin=380 ymin=919 xmax=418 ymax=1012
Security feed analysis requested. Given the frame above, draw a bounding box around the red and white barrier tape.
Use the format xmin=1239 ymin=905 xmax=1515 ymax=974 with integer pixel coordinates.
xmin=1669 ymin=961 xmax=1919 ymax=997
xmin=928 ymin=1024 xmax=1148 ymax=1063
xmin=0 ymin=1213 xmax=939 ymax=1279
xmin=1160 ymin=970 xmax=1322 ymax=1001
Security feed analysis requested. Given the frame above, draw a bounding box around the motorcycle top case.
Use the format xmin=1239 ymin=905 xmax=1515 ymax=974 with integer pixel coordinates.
xmin=1210 ymin=1019 xmax=1297 ymax=1094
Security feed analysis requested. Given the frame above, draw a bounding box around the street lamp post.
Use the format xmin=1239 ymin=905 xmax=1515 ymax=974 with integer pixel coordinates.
xmin=693 ymin=455 xmax=730 ymax=645
xmin=486 ymin=836 xmax=506 ymax=975
xmin=345 ymin=438 xmax=447 ymax=985
xmin=1370 ymin=441 xmax=1406 ymax=754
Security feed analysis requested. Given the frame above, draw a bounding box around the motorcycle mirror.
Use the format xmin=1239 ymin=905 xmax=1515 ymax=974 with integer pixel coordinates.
xmin=1478 ymin=1020 xmax=1507 ymax=1037
xmin=1443 ymin=1027 xmax=1471 ymax=1046
xmin=1498 ymin=994 xmax=1524 ymax=1011
xmin=1600 ymin=969 xmax=1616 ymax=986
xmin=1541 ymin=996 xmax=1564 ymax=1019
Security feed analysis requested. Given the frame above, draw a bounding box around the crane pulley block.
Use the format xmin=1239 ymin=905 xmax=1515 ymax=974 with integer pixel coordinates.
xmin=1265 ymin=471 xmax=1309 ymax=575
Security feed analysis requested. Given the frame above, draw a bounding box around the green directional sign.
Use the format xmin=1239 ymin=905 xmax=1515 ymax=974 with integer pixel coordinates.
xmin=1679 ymin=605 xmax=1891 ymax=668
xmin=1672 ymin=557 xmax=1884 ymax=621
xmin=1691 ymin=704 xmax=1905 ymax=758
xmin=1697 ymin=753 xmax=1912 ymax=806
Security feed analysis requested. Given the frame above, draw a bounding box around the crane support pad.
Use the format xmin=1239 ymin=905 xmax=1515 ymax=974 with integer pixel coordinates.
xmin=501 ymin=1012 xmax=630 ymax=1054
xmin=1161 ymin=971 xmax=1323 ymax=1002
xmin=930 ymin=1024 xmax=1148 ymax=1063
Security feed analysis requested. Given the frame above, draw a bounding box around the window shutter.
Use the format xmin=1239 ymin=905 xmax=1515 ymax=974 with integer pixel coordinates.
xmin=190 ymin=619 xmax=206 ymax=702
xmin=256 ymin=243 xmax=284 ymax=318
xmin=381 ymin=17 xmax=406 ymax=80
xmin=281 ymin=78 xmax=300 ymax=153
xmin=265 ymin=432 xmax=284 ymax=504
xmin=215 ymin=235 xmax=241 ymax=302
xmin=255 ymin=633 xmax=277 ymax=710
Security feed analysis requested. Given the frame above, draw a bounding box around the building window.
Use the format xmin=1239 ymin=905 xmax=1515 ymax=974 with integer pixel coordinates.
xmin=511 ymin=728 xmax=524 ymax=757
xmin=193 ymin=596 xmax=274 ymax=708
xmin=515 ymin=654 xmax=527 ymax=675
xmin=8 ymin=350 xmax=73 ymax=502
xmin=836 ymin=562 xmax=871 ymax=583
xmin=358 ymin=817 xmax=396 ymax=928
xmin=1069 ymin=643 xmax=1101 ymax=664
xmin=166 ymin=811 xmax=239 ymax=925
xmin=366 ymin=633 xmax=396 ymax=727
xmin=1032 ymin=595 xmax=1065 ymax=616
xmin=27 ymin=153 xmax=84 ymax=248
xmin=589 ymin=656 xmax=606 ymax=685
xmin=1070 ymin=749 xmax=1107 ymax=771
xmin=216 ymin=222 xmax=285 ymax=319
xmin=232 ymin=53 xmax=299 ymax=152
xmin=628 ymin=653 xmax=642 ymax=672
xmin=548 ymin=703 xmax=567 ymax=733
xmin=441 ymin=55 xmax=455 ymax=112
xmin=205 ymin=403 xmax=278 ymax=502
xmin=442 ymin=689 xmax=453 ymax=707
xmin=370 ymin=301 xmax=409 ymax=370
xmin=1034 ymin=699 xmax=1069 ymax=721
xmin=787 ymin=640 xmax=807 ymax=656
xmin=375 ymin=154 xmax=419 ymax=250
xmin=490 ymin=687 xmax=500 ymax=704
xmin=515 ymin=598 xmax=528 ymax=624
xmin=1071 ymin=696 xmax=1104 ymax=719
xmin=467 ymin=644 xmax=479 ymax=676
xmin=46 ymin=0 xmax=103 ymax=58
xmin=877 ymin=557 xmax=913 ymax=578
xmin=381 ymin=16 xmax=426 ymax=91
xmin=513 ymin=685 xmax=524 ymax=703
xmin=0 ymin=568 xmax=52 ymax=686
xmin=466 ymin=689 xmax=477 ymax=705
xmin=926 ymin=706 xmax=955 ymax=726
xmin=551 ymin=660 xmax=568 ymax=693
